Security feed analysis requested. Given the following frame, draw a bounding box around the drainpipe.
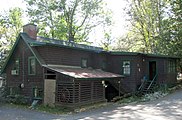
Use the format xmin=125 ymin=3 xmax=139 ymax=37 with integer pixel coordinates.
xmin=22 ymin=46 xmax=25 ymax=88
xmin=22 ymin=46 xmax=29 ymax=88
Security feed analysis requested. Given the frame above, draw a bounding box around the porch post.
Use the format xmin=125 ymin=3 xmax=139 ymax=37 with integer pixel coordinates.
xmin=73 ymin=78 xmax=75 ymax=104
xmin=118 ymin=79 xmax=121 ymax=97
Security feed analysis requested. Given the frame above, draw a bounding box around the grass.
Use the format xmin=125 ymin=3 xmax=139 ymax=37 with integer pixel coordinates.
xmin=2 ymin=103 xmax=73 ymax=114
xmin=35 ymin=105 xmax=73 ymax=114
xmin=1 ymin=101 xmax=108 ymax=115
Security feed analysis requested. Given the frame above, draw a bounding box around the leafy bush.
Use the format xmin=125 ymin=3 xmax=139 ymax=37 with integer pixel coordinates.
xmin=6 ymin=94 xmax=29 ymax=105
xmin=36 ymin=105 xmax=73 ymax=114
xmin=0 ymin=85 xmax=8 ymax=103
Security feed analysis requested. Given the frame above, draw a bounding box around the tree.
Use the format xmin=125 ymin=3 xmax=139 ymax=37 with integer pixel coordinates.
xmin=115 ymin=0 xmax=181 ymax=71
xmin=122 ymin=0 xmax=169 ymax=53
xmin=169 ymin=0 xmax=182 ymax=72
xmin=101 ymin=32 xmax=113 ymax=51
xmin=25 ymin=0 xmax=111 ymax=42
xmin=0 ymin=7 xmax=23 ymax=70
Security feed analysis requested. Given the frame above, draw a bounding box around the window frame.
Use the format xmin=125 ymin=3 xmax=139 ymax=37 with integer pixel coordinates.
xmin=81 ymin=58 xmax=88 ymax=68
xmin=32 ymin=86 xmax=43 ymax=99
xmin=28 ymin=56 xmax=36 ymax=75
xmin=168 ymin=60 xmax=176 ymax=73
xmin=122 ymin=60 xmax=131 ymax=75
xmin=12 ymin=58 xmax=20 ymax=75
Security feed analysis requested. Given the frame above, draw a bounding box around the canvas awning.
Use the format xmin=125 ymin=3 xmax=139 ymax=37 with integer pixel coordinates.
xmin=43 ymin=65 xmax=124 ymax=79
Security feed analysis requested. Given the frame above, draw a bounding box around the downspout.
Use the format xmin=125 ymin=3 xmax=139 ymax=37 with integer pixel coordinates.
xmin=22 ymin=46 xmax=25 ymax=87
xmin=22 ymin=46 xmax=28 ymax=88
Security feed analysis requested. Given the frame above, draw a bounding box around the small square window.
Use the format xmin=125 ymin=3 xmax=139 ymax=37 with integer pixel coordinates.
xmin=81 ymin=59 xmax=88 ymax=68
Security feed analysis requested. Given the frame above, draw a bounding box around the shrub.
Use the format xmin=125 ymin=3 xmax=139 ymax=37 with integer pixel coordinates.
xmin=5 ymin=94 xmax=26 ymax=105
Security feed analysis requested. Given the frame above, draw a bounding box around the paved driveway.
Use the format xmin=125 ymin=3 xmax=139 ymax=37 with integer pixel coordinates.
xmin=0 ymin=90 xmax=182 ymax=120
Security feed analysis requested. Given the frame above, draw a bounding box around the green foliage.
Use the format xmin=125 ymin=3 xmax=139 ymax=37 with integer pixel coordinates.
xmin=101 ymin=31 xmax=113 ymax=51
xmin=0 ymin=7 xmax=23 ymax=71
xmin=122 ymin=0 xmax=169 ymax=53
xmin=36 ymin=105 xmax=73 ymax=114
xmin=0 ymin=85 xmax=29 ymax=105
xmin=6 ymin=95 xmax=29 ymax=105
xmin=115 ymin=0 xmax=181 ymax=68
xmin=117 ymin=95 xmax=141 ymax=104
xmin=25 ymin=0 xmax=111 ymax=42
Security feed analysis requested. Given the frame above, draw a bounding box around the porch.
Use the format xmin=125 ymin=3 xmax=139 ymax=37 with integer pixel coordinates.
xmin=43 ymin=65 xmax=124 ymax=107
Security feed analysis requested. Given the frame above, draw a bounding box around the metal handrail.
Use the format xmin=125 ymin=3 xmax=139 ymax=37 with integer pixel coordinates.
xmin=147 ymin=74 xmax=157 ymax=90
xmin=138 ymin=80 xmax=145 ymax=91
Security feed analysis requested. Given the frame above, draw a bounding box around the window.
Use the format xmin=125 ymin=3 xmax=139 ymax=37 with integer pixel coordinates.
xmin=168 ymin=60 xmax=176 ymax=73
xmin=123 ymin=61 xmax=131 ymax=75
xmin=81 ymin=58 xmax=88 ymax=68
xmin=11 ymin=59 xmax=20 ymax=75
xmin=28 ymin=57 xmax=36 ymax=75
xmin=33 ymin=87 xmax=43 ymax=98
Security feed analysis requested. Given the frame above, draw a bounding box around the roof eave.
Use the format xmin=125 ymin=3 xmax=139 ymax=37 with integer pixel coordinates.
xmin=76 ymin=76 xmax=124 ymax=80
xmin=1 ymin=33 xmax=46 ymax=74
xmin=21 ymin=33 xmax=46 ymax=65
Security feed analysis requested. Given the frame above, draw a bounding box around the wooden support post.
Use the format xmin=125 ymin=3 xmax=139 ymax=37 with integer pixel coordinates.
xmin=91 ymin=82 xmax=93 ymax=101
xmin=73 ymin=78 xmax=75 ymax=104
xmin=118 ymin=79 xmax=121 ymax=97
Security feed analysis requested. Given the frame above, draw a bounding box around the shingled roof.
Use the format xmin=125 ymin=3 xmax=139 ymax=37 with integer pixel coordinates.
xmin=21 ymin=33 xmax=103 ymax=53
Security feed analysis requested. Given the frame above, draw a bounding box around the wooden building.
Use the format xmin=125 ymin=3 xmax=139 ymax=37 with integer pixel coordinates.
xmin=1 ymin=24 xmax=178 ymax=106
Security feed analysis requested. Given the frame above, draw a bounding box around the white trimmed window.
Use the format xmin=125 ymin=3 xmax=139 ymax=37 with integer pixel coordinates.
xmin=81 ymin=58 xmax=88 ymax=68
xmin=168 ymin=60 xmax=176 ymax=73
xmin=123 ymin=61 xmax=131 ymax=75
xmin=28 ymin=57 xmax=36 ymax=75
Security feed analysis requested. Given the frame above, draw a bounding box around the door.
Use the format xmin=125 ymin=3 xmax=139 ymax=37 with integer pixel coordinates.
xmin=149 ymin=61 xmax=156 ymax=80
xmin=44 ymin=79 xmax=56 ymax=106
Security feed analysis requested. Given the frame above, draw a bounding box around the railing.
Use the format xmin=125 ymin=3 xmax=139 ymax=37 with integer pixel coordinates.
xmin=138 ymin=74 xmax=157 ymax=91
xmin=147 ymin=74 xmax=157 ymax=90
xmin=138 ymin=80 xmax=145 ymax=91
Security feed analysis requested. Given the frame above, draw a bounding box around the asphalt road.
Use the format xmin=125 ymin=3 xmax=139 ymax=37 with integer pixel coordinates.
xmin=0 ymin=89 xmax=182 ymax=120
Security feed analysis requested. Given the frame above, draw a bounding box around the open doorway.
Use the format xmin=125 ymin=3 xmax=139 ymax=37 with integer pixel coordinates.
xmin=105 ymin=81 xmax=119 ymax=102
xmin=149 ymin=61 xmax=156 ymax=80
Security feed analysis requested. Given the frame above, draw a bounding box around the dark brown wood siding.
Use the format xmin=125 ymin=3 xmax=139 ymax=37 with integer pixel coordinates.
xmin=91 ymin=53 xmax=107 ymax=70
xmin=36 ymin=46 xmax=109 ymax=70
xmin=108 ymin=55 xmax=142 ymax=92
xmin=5 ymin=38 xmax=43 ymax=99
xmin=145 ymin=57 xmax=177 ymax=85
xmin=36 ymin=46 xmax=94 ymax=67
